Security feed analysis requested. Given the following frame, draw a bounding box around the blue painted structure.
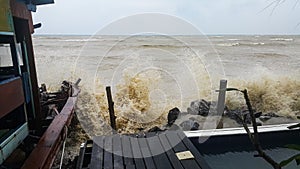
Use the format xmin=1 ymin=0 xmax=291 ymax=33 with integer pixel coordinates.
xmin=17 ymin=0 xmax=54 ymax=12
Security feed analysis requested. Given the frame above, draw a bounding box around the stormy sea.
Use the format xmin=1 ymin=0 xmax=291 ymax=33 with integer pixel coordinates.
xmin=33 ymin=35 xmax=300 ymax=136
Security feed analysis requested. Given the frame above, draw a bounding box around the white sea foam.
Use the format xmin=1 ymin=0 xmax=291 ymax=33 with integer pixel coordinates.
xmin=251 ymin=42 xmax=265 ymax=45
xmin=227 ymin=39 xmax=240 ymax=41
xmin=63 ymin=39 xmax=100 ymax=42
xmin=270 ymin=38 xmax=293 ymax=41
xmin=217 ymin=42 xmax=240 ymax=47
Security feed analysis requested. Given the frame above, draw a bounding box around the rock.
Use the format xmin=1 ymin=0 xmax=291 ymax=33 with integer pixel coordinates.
xmin=148 ymin=126 xmax=164 ymax=132
xmin=168 ymin=124 xmax=180 ymax=131
xmin=180 ymin=120 xmax=200 ymax=131
xmin=259 ymin=112 xmax=280 ymax=122
xmin=259 ymin=115 xmax=271 ymax=121
xmin=264 ymin=112 xmax=280 ymax=117
xmin=167 ymin=107 xmax=180 ymax=126
xmin=187 ymin=99 xmax=210 ymax=116
xmin=225 ymin=108 xmax=262 ymax=125
xmin=256 ymin=122 xmax=263 ymax=126
xmin=191 ymin=123 xmax=200 ymax=130
xmin=178 ymin=112 xmax=189 ymax=117
xmin=189 ymin=117 xmax=196 ymax=121
xmin=254 ymin=112 xmax=262 ymax=118
xmin=224 ymin=109 xmax=246 ymax=124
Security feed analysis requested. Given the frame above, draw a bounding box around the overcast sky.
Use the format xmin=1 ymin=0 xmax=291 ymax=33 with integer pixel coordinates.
xmin=32 ymin=0 xmax=300 ymax=35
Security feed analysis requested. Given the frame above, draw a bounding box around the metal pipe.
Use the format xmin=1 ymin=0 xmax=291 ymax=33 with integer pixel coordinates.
xmin=59 ymin=126 xmax=68 ymax=169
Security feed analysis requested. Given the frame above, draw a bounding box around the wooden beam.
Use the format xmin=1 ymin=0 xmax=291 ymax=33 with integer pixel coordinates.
xmin=23 ymin=19 xmax=42 ymax=133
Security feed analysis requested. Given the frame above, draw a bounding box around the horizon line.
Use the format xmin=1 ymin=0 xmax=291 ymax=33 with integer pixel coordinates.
xmin=33 ymin=33 xmax=300 ymax=36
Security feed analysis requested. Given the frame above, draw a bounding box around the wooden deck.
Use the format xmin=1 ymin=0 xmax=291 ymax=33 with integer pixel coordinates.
xmin=88 ymin=131 xmax=211 ymax=169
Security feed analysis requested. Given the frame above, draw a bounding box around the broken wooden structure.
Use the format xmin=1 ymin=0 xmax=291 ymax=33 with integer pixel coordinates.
xmin=0 ymin=0 xmax=82 ymax=168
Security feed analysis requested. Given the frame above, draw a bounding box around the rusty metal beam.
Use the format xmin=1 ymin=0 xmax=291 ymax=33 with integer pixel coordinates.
xmin=0 ymin=77 xmax=24 ymax=119
xmin=21 ymin=94 xmax=78 ymax=169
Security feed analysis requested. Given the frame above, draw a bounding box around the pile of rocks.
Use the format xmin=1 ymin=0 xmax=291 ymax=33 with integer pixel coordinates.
xmin=148 ymin=99 xmax=287 ymax=132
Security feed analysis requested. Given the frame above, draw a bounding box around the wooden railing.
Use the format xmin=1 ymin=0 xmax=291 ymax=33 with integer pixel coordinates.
xmin=22 ymin=84 xmax=80 ymax=169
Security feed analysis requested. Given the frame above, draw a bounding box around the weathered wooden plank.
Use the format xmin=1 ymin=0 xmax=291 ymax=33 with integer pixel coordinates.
xmin=91 ymin=131 xmax=209 ymax=169
xmin=158 ymin=133 xmax=184 ymax=169
xmin=146 ymin=133 xmax=173 ymax=169
xmin=113 ymin=134 xmax=124 ymax=169
xmin=217 ymin=79 xmax=227 ymax=115
xmin=165 ymin=131 xmax=200 ymax=169
xmin=90 ymin=136 xmax=104 ymax=169
xmin=130 ymin=136 xmax=146 ymax=169
xmin=125 ymin=164 xmax=136 ymax=169
xmin=137 ymin=134 xmax=156 ymax=169
xmin=177 ymin=132 xmax=211 ymax=169
xmin=103 ymin=136 xmax=113 ymax=169
xmin=0 ymin=77 xmax=24 ymax=119
xmin=121 ymin=135 xmax=135 ymax=168
xmin=165 ymin=131 xmax=187 ymax=152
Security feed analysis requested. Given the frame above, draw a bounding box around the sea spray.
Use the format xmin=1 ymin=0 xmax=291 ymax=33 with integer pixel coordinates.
xmin=226 ymin=77 xmax=300 ymax=118
xmin=116 ymin=73 xmax=152 ymax=114
xmin=75 ymin=75 xmax=300 ymax=135
xmin=103 ymin=71 xmax=175 ymax=133
xmin=32 ymin=35 xmax=300 ymax=135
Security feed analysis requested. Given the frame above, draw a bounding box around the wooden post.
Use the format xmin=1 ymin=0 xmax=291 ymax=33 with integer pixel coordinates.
xmin=75 ymin=78 xmax=81 ymax=86
xmin=216 ymin=79 xmax=227 ymax=129
xmin=106 ymin=86 xmax=117 ymax=131
xmin=217 ymin=79 xmax=227 ymax=115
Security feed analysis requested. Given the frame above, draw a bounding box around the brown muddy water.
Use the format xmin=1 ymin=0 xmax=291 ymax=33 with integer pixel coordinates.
xmin=33 ymin=35 xmax=300 ymax=136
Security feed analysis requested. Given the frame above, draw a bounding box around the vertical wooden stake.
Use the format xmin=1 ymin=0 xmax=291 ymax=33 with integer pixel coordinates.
xmin=106 ymin=86 xmax=117 ymax=131
xmin=217 ymin=79 xmax=227 ymax=115
xmin=216 ymin=79 xmax=227 ymax=129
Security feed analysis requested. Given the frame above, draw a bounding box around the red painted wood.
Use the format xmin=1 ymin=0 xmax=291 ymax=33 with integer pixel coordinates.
xmin=10 ymin=0 xmax=34 ymax=33
xmin=0 ymin=77 xmax=24 ymax=119
xmin=22 ymin=96 xmax=78 ymax=169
